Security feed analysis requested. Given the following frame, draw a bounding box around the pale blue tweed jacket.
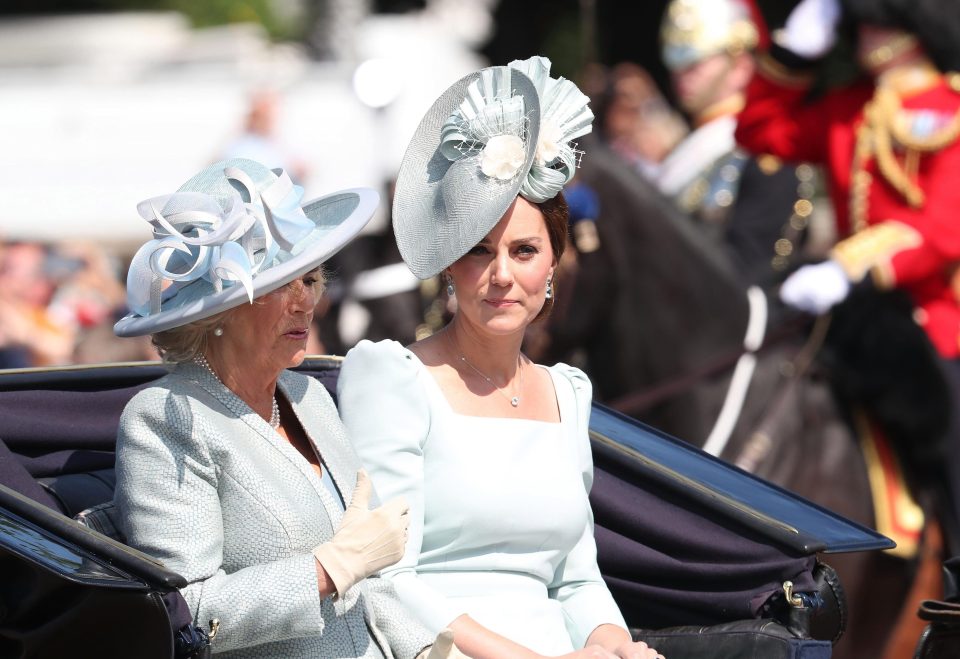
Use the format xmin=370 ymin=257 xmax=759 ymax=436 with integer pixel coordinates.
xmin=114 ymin=361 xmax=432 ymax=659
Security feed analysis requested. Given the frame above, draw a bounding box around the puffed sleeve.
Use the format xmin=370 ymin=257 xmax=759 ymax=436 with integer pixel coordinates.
xmin=114 ymin=385 xmax=325 ymax=652
xmin=338 ymin=339 xmax=464 ymax=634
xmin=547 ymin=364 xmax=628 ymax=648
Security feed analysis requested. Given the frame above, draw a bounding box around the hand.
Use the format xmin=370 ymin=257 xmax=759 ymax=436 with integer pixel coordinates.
xmin=779 ymin=260 xmax=850 ymax=314
xmin=776 ymin=0 xmax=842 ymax=59
xmin=611 ymin=639 xmax=665 ymax=659
xmin=557 ymin=644 xmax=664 ymax=659
xmin=312 ymin=470 xmax=409 ymax=596
xmin=415 ymin=629 xmax=472 ymax=659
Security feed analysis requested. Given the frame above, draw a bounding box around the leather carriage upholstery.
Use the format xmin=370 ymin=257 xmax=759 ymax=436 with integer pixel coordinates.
xmin=0 ymin=358 xmax=856 ymax=658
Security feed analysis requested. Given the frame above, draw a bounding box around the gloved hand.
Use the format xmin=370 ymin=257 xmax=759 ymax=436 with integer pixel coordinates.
xmin=779 ymin=260 xmax=851 ymax=314
xmin=415 ymin=629 xmax=472 ymax=659
xmin=776 ymin=0 xmax=842 ymax=59
xmin=312 ymin=470 xmax=409 ymax=596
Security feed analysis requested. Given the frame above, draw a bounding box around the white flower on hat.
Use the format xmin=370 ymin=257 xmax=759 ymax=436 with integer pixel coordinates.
xmin=480 ymin=134 xmax=526 ymax=180
xmin=535 ymin=119 xmax=563 ymax=166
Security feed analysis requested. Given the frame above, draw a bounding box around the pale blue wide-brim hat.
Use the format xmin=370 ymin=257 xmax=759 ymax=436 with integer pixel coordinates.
xmin=392 ymin=56 xmax=594 ymax=280
xmin=114 ymin=158 xmax=378 ymax=337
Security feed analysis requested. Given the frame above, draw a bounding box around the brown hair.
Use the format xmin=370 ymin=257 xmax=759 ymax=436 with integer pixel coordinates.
xmin=534 ymin=192 xmax=569 ymax=322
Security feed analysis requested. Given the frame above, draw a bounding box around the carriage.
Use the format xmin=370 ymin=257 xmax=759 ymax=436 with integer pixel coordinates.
xmin=0 ymin=357 xmax=897 ymax=658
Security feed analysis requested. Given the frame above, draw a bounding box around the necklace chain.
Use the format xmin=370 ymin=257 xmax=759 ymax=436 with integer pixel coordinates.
xmin=448 ymin=332 xmax=524 ymax=407
xmin=194 ymin=354 xmax=281 ymax=429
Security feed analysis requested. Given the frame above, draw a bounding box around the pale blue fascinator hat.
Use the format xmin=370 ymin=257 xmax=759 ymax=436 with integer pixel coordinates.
xmin=114 ymin=158 xmax=378 ymax=337
xmin=392 ymin=55 xmax=594 ymax=279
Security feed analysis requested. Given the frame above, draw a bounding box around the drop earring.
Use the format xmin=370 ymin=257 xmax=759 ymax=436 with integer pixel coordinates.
xmin=545 ymin=277 xmax=553 ymax=300
xmin=446 ymin=278 xmax=455 ymax=297
xmin=213 ymin=327 xmax=224 ymax=337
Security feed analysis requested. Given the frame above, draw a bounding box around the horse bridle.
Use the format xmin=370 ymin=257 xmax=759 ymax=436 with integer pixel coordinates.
xmin=608 ymin=288 xmax=832 ymax=457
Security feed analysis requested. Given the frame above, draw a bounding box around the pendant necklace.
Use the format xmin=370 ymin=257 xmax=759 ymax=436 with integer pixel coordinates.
xmin=448 ymin=332 xmax=523 ymax=407
xmin=194 ymin=354 xmax=281 ymax=429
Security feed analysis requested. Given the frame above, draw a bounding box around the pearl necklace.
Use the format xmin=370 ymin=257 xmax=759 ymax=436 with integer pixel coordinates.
xmin=194 ymin=354 xmax=281 ymax=429
xmin=448 ymin=332 xmax=523 ymax=407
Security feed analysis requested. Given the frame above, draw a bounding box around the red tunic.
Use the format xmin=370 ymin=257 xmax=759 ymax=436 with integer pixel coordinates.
xmin=736 ymin=59 xmax=960 ymax=357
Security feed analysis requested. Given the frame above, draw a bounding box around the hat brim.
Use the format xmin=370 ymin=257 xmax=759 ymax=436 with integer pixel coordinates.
xmin=114 ymin=187 xmax=379 ymax=337
xmin=392 ymin=69 xmax=541 ymax=279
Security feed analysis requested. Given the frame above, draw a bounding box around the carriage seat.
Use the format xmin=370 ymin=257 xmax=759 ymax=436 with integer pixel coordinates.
xmin=40 ymin=468 xmax=115 ymax=518
xmin=0 ymin=359 xmax=844 ymax=655
xmin=0 ymin=360 xmax=342 ymax=524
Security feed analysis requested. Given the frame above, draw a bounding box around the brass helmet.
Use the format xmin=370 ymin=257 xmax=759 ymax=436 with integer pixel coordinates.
xmin=660 ymin=0 xmax=759 ymax=72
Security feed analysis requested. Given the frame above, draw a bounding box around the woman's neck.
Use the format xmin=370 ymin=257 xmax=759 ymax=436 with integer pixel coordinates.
xmin=201 ymin=348 xmax=279 ymax=413
xmin=445 ymin=320 xmax=524 ymax=383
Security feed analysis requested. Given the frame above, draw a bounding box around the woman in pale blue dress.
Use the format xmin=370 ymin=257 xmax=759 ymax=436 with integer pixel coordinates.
xmin=338 ymin=57 xmax=664 ymax=659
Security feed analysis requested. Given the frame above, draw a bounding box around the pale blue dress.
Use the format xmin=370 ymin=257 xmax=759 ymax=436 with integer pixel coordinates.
xmin=337 ymin=340 xmax=627 ymax=655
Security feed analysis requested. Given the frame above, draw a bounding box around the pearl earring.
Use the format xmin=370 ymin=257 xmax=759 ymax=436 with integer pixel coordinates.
xmin=545 ymin=277 xmax=553 ymax=300
xmin=213 ymin=327 xmax=224 ymax=337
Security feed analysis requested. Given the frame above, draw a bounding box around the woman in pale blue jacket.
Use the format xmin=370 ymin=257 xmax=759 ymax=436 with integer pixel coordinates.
xmin=113 ymin=158 xmax=464 ymax=659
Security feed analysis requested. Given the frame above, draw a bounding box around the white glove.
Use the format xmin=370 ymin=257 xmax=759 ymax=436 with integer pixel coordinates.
xmin=776 ymin=0 xmax=842 ymax=59
xmin=415 ymin=629 xmax=471 ymax=659
xmin=780 ymin=260 xmax=851 ymax=314
xmin=312 ymin=470 xmax=409 ymax=596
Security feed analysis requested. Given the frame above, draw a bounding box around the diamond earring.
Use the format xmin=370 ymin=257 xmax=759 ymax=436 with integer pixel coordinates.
xmin=446 ymin=279 xmax=455 ymax=297
xmin=545 ymin=277 xmax=553 ymax=300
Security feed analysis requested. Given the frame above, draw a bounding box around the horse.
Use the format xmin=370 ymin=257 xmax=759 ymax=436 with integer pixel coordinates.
xmin=537 ymin=137 xmax=948 ymax=659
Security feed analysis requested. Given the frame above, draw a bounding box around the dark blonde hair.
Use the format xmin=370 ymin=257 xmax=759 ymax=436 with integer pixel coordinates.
xmin=151 ymin=310 xmax=233 ymax=364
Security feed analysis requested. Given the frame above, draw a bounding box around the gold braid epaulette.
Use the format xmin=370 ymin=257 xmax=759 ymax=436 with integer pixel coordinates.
xmin=850 ymin=78 xmax=960 ymax=228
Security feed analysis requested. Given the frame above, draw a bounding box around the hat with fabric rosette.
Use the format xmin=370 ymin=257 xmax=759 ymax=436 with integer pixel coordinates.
xmin=114 ymin=158 xmax=378 ymax=337
xmin=392 ymin=55 xmax=594 ymax=279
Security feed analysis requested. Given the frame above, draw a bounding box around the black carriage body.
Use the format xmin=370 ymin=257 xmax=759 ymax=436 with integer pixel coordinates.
xmin=0 ymin=359 xmax=890 ymax=658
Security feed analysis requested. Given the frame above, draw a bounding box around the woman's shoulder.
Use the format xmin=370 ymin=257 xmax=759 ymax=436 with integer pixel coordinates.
xmin=341 ymin=339 xmax=422 ymax=381
xmin=118 ymin=371 xmax=211 ymax=452
xmin=545 ymin=362 xmax=592 ymax=398
xmin=122 ymin=370 xmax=193 ymax=415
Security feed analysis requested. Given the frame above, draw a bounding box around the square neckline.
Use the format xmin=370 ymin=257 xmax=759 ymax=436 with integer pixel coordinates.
xmin=404 ymin=348 xmax=565 ymax=425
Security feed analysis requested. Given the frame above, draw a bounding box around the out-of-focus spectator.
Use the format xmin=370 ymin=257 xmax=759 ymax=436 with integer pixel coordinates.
xmin=219 ymin=88 xmax=310 ymax=183
xmin=0 ymin=240 xmax=159 ymax=368
xmin=48 ymin=241 xmax=125 ymax=331
xmin=596 ymin=63 xmax=687 ymax=179
xmin=53 ymin=241 xmax=157 ymax=364
xmin=0 ymin=242 xmax=74 ymax=366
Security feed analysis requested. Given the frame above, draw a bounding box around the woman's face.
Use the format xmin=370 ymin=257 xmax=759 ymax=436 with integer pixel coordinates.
xmin=217 ymin=270 xmax=322 ymax=373
xmin=447 ymin=197 xmax=556 ymax=337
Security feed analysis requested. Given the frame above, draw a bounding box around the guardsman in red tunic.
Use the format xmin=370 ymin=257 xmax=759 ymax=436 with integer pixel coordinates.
xmin=736 ymin=0 xmax=960 ymax=544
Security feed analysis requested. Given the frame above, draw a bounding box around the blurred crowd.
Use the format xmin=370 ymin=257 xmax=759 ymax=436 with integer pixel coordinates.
xmin=0 ymin=50 xmax=820 ymax=369
xmin=0 ymin=240 xmax=156 ymax=367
